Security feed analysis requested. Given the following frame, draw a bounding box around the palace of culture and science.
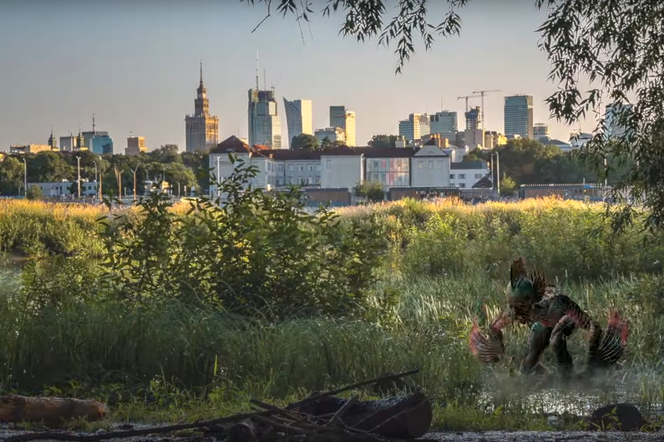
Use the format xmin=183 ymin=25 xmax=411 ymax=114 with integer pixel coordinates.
xmin=184 ymin=62 xmax=219 ymax=153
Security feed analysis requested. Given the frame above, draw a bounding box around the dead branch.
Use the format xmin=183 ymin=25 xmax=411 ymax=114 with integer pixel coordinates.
xmin=4 ymin=368 xmax=423 ymax=442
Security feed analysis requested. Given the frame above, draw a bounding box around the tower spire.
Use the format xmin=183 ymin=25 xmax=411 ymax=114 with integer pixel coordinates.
xmin=255 ymin=51 xmax=259 ymax=91
xmin=199 ymin=60 xmax=203 ymax=87
xmin=92 ymin=113 xmax=96 ymax=133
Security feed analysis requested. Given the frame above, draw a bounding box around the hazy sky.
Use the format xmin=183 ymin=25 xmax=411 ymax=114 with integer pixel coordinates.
xmin=0 ymin=0 xmax=598 ymax=152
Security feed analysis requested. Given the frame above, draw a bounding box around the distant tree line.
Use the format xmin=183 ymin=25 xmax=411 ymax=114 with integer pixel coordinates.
xmin=0 ymin=145 xmax=208 ymax=197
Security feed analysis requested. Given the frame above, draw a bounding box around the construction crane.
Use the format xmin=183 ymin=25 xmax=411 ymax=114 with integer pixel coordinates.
xmin=457 ymin=94 xmax=482 ymax=112
xmin=472 ymin=89 xmax=502 ymax=134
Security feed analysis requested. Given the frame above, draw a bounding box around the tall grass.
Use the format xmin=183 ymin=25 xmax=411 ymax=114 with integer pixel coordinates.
xmin=2 ymin=196 xmax=664 ymax=428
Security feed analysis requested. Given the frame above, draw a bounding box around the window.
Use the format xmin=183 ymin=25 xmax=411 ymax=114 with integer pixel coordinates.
xmin=450 ymin=174 xmax=455 ymax=179
xmin=459 ymin=173 xmax=466 ymax=179
xmin=474 ymin=173 xmax=483 ymax=179
xmin=307 ymin=165 xmax=313 ymax=171
xmin=288 ymin=164 xmax=294 ymax=172
xmin=459 ymin=183 xmax=466 ymax=188
xmin=278 ymin=164 xmax=284 ymax=171
xmin=315 ymin=176 xmax=321 ymax=184
xmin=326 ymin=159 xmax=332 ymax=169
xmin=428 ymin=160 xmax=433 ymax=169
xmin=298 ymin=165 xmax=304 ymax=172
xmin=418 ymin=162 xmax=423 ymax=169
xmin=436 ymin=160 xmax=443 ymax=168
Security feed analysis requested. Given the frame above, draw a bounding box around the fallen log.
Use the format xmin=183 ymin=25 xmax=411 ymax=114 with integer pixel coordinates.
xmin=0 ymin=394 xmax=108 ymax=425
xmin=5 ymin=369 xmax=425 ymax=442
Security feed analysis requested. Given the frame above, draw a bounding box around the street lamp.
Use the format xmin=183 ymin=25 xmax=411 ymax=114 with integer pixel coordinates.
xmin=216 ymin=155 xmax=221 ymax=198
xmin=494 ymin=150 xmax=500 ymax=197
xmin=132 ymin=164 xmax=140 ymax=201
xmin=76 ymin=156 xmax=81 ymax=198
xmin=22 ymin=158 xmax=27 ymax=197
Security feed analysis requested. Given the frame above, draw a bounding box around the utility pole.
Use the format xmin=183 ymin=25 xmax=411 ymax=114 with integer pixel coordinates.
xmin=22 ymin=158 xmax=27 ymax=197
xmin=114 ymin=166 xmax=122 ymax=200
xmin=76 ymin=156 xmax=81 ymax=198
xmin=494 ymin=151 xmax=501 ymax=197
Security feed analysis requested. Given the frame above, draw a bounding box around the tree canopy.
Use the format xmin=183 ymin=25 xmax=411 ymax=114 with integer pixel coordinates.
xmin=243 ymin=0 xmax=664 ymax=231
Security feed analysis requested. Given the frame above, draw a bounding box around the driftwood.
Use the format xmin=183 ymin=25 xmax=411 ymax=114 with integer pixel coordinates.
xmin=0 ymin=395 xmax=108 ymax=425
xmin=4 ymin=369 xmax=428 ymax=442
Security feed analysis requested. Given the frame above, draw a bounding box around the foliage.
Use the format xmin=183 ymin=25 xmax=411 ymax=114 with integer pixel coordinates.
xmin=535 ymin=0 xmax=664 ymax=232
xmin=0 ymin=157 xmax=25 ymax=195
xmin=499 ymin=175 xmax=517 ymax=196
xmin=240 ymin=0 xmax=468 ymax=74
xmin=368 ymin=134 xmax=399 ymax=148
xmin=320 ymin=137 xmax=345 ymax=150
xmin=25 ymin=185 xmax=43 ymax=200
xmin=465 ymin=139 xmax=600 ymax=186
xmin=290 ymin=134 xmax=320 ymax=151
xmin=354 ymin=181 xmax=385 ymax=203
xmin=97 ymin=155 xmax=389 ymax=319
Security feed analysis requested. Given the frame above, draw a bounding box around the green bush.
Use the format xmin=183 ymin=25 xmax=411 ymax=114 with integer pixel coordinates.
xmin=96 ymin=156 xmax=389 ymax=319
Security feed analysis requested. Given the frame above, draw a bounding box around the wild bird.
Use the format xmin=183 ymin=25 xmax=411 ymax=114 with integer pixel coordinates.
xmin=468 ymin=257 xmax=630 ymax=378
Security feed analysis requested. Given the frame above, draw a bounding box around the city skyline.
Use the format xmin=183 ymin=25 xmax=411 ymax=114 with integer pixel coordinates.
xmin=0 ymin=0 xmax=600 ymax=152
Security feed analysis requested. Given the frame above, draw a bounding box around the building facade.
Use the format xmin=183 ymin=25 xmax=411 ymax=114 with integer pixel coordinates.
xmin=430 ymin=111 xmax=458 ymax=134
xmin=398 ymin=113 xmax=430 ymax=142
xmin=504 ymin=95 xmax=534 ymax=139
xmin=450 ymin=161 xmax=489 ymax=189
xmin=533 ymin=123 xmax=549 ymax=141
xmin=126 ymin=136 xmax=147 ymax=155
xmin=465 ymin=106 xmax=481 ymax=130
xmin=329 ymin=106 xmax=356 ymax=146
xmin=9 ymin=144 xmax=55 ymax=154
xmin=209 ymin=136 xmax=488 ymax=197
xmin=283 ymin=98 xmax=313 ymax=146
xmin=249 ymin=89 xmax=282 ymax=148
xmin=185 ymin=63 xmax=220 ymax=153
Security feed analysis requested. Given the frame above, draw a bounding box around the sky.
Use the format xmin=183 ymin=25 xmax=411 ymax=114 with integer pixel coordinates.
xmin=0 ymin=0 xmax=599 ymax=152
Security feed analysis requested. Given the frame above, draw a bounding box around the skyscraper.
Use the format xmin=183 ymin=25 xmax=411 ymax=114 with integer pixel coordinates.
xmin=248 ymin=89 xmax=282 ymax=148
xmin=465 ymin=107 xmax=481 ymax=130
xmin=604 ymin=102 xmax=633 ymax=139
xmin=329 ymin=106 xmax=356 ymax=146
xmin=430 ymin=111 xmax=458 ymax=134
xmin=398 ymin=113 xmax=430 ymax=142
xmin=283 ymin=98 xmax=313 ymax=147
xmin=504 ymin=95 xmax=534 ymax=139
xmin=185 ymin=62 xmax=220 ymax=153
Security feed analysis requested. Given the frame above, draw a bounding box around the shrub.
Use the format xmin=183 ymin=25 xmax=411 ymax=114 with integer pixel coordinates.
xmin=96 ymin=156 xmax=389 ymax=319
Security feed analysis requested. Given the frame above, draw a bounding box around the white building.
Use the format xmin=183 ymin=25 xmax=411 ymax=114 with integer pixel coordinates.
xmin=411 ymin=143 xmax=451 ymax=188
xmin=208 ymin=136 xmax=278 ymax=199
xmin=209 ymin=136 xmax=489 ymax=197
xmin=320 ymin=148 xmax=364 ymax=189
xmin=450 ymin=161 xmax=489 ymax=189
xmin=28 ymin=180 xmax=98 ymax=197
